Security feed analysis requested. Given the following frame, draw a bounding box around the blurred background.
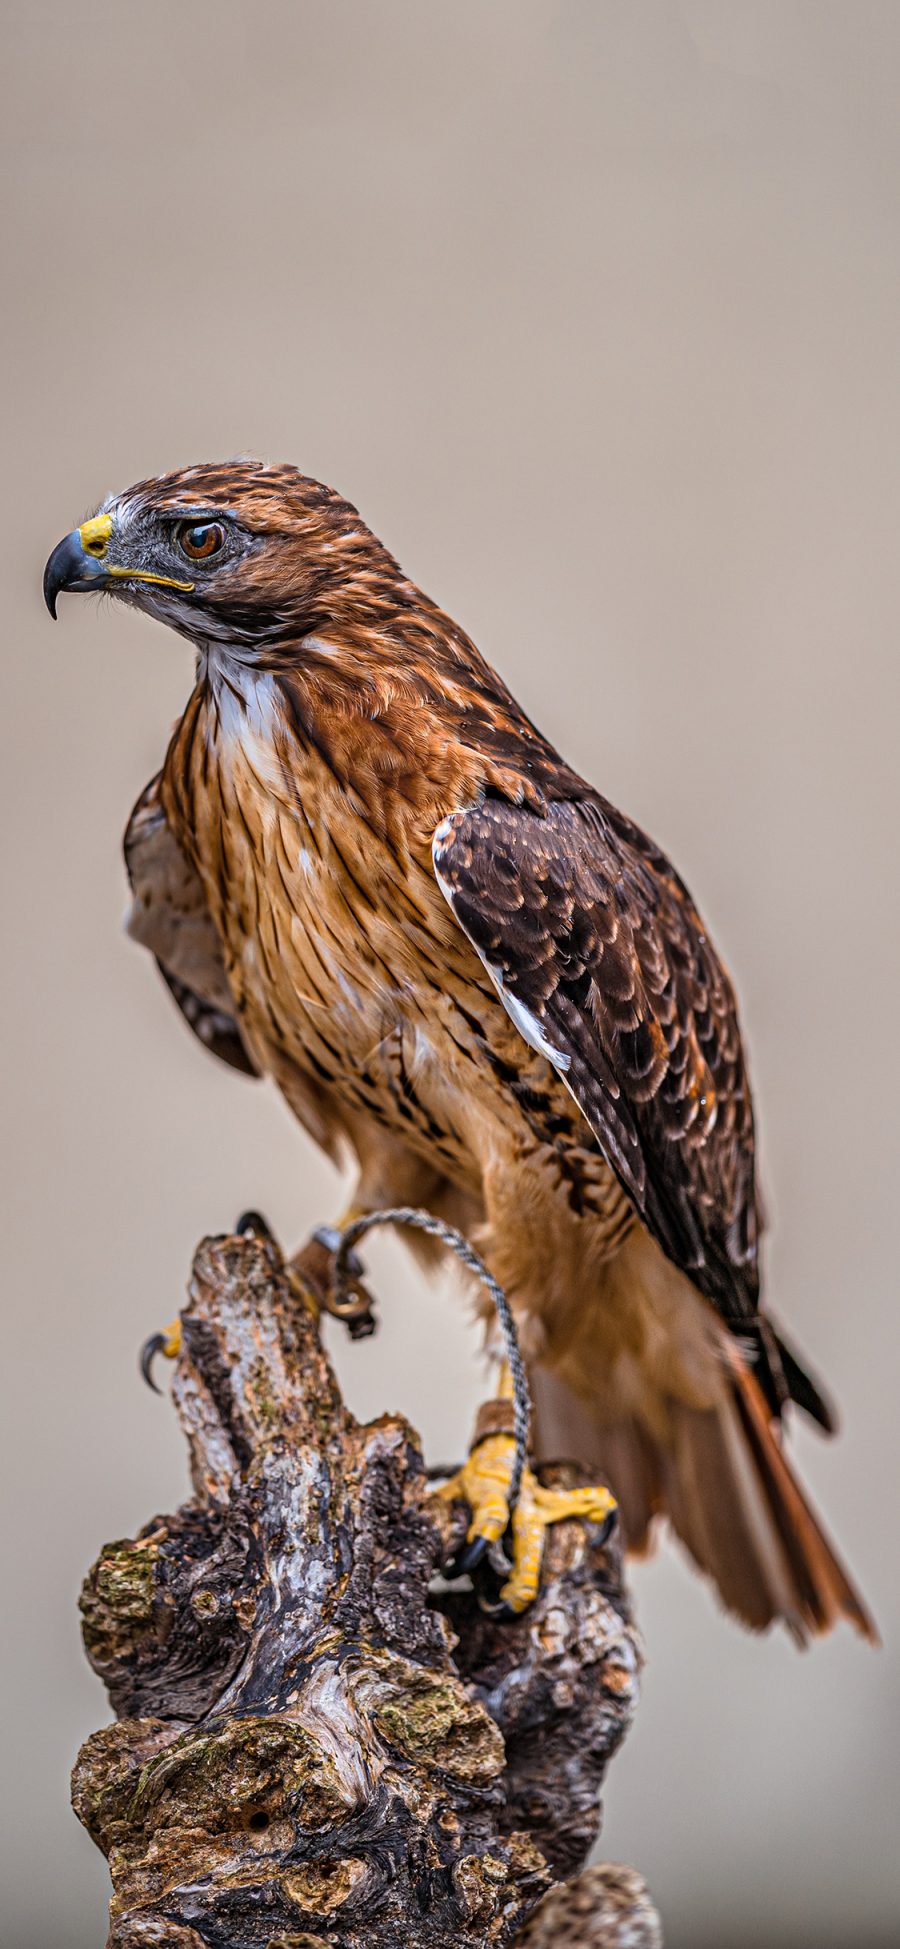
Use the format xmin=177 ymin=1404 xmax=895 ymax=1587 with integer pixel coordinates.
xmin=2 ymin=4 xmax=898 ymax=1945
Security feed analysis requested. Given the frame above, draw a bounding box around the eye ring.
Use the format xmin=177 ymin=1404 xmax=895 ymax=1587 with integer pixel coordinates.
xmin=174 ymin=519 xmax=227 ymax=562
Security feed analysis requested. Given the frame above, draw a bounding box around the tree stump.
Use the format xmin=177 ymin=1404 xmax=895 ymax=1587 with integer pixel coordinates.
xmin=73 ymin=1227 xmax=660 ymax=1947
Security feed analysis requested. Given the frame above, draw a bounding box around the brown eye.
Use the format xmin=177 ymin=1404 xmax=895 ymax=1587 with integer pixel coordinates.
xmin=176 ymin=520 xmax=226 ymax=561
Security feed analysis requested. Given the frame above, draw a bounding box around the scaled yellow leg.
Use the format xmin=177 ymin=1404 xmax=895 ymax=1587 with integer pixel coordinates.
xmin=500 ymin=1475 xmax=618 ymax=1613
xmin=435 ymin=1435 xmax=525 ymax=1546
xmin=436 ymin=1360 xmax=617 ymax=1614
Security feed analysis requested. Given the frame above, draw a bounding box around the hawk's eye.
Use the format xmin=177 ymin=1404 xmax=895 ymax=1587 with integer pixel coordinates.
xmin=175 ymin=520 xmax=227 ymax=562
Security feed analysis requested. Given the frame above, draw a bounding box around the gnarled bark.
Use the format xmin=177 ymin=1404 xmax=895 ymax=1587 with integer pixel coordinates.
xmin=73 ymin=1227 xmax=660 ymax=1946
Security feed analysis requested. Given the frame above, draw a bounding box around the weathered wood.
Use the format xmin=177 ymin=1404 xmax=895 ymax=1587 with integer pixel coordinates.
xmin=73 ymin=1228 xmax=659 ymax=1946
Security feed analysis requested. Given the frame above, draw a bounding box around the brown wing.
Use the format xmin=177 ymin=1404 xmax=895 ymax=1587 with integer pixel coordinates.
xmin=123 ymin=774 xmax=259 ymax=1078
xmin=434 ymin=793 xmax=760 ymax=1327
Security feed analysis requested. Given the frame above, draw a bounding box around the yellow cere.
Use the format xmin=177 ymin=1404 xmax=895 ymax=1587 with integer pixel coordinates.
xmin=78 ymin=513 xmax=113 ymax=558
xmin=78 ymin=510 xmax=195 ymax=593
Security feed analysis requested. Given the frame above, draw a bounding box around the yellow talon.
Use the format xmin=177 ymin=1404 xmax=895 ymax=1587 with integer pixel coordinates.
xmin=161 ymin=1319 xmax=182 ymax=1359
xmin=437 ymin=1431 xmax=617 ymax=1615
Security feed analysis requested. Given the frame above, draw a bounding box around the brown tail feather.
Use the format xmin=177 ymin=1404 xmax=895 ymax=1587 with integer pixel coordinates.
xmin=711 ymin=1347 xmax=877 ymax=1644
xmin=531 ymin=1360 xmax=876 ymax=1644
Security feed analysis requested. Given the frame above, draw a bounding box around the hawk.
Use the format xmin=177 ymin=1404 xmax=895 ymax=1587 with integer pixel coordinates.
xmin=44 ymin=461 xmax=873 ymax=1642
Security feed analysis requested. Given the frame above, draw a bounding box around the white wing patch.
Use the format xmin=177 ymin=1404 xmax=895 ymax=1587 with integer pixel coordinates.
xmin=432 ymin=828 xmax=571 ymax=1076
xmin=486 ymin=967 xmax=571 ymax=1071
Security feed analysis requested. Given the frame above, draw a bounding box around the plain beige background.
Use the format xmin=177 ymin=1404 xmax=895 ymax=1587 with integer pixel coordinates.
xmin=2 ymin=4 xmax=898 ymax=1944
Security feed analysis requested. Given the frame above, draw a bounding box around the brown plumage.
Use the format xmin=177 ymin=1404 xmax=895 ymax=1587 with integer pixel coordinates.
xmin=45 ymin=460 xmax=874 ymax=1643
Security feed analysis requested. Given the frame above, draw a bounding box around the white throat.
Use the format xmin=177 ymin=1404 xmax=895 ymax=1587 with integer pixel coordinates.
xmin=201 ymin=650 xmax=287 ymax=796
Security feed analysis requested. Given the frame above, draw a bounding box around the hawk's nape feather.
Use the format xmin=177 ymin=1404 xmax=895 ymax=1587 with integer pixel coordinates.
xmin=434 ymin=793 xmax=761 ymax=1330
xmin=123 ymin=775 xmax=259 ymax=1078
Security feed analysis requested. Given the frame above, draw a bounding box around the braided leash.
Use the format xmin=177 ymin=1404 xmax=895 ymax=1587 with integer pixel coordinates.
xmin=331 ymin=1206 xmax=532 ymax=1515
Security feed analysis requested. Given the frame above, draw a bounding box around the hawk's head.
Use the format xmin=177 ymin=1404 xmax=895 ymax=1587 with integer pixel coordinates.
xmin=43 ymin=460 xmax=402 ymax=651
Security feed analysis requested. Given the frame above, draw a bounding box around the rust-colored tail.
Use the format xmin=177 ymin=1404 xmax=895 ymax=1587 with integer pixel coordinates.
xmin=686 ymin=1346 xmax=878 ymax=1644
xmin=532 ymin=1356 xmax=876 ymax=1645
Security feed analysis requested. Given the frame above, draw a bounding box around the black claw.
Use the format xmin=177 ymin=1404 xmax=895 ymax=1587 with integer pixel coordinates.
xmin=453 ymin=1534 xmax=491 ymax=1578
xmin=140 ymin=1332 xmax=167 ymax=1394
xmin=597 ymin=1508 xmax=618 ymax=1547
xmin=479 ymin=1595 xmax=517 ymax=1623
xmin=235 ymin=1210 xmax=274 ymax=1240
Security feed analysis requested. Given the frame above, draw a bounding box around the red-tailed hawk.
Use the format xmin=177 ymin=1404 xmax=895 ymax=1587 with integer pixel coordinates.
xmin=44 ymin=462 xmax=873 ymax=1642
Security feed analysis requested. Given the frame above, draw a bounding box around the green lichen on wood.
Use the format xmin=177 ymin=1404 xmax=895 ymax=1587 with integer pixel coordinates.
xmin=128 ymin=1716 xmax=353 ymax=1837
xmin=71 ymin=1718 xmax=171 ymax=1856
xmin=270 ymin=1936 xmax=331 ymax=1949
xmin=79 ymin=1537 xmax=168 ymax=1666
xmin=362 ymin=1653 xmax=505 ymax=1783
xmin=247 ymin=1354 xmax=283 ymax=1432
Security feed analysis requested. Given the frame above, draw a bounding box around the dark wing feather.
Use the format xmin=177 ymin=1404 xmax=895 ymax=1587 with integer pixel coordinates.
xmin=123 ymin=775 xmax=259 ymax=1078
xmin=434 ymin=794 xmax=760 ymax=1327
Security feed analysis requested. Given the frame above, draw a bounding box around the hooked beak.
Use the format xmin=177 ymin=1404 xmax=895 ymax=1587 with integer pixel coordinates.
xmin=43 ymin=512 xmax=194 ymax=619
